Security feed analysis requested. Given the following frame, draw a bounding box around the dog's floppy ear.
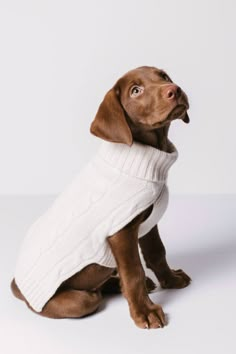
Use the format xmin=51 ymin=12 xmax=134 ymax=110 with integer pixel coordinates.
xmin=90 ymin=88 xmax=133 ymax=145
xmin=182 ymin=112 xmax=190 ymax=124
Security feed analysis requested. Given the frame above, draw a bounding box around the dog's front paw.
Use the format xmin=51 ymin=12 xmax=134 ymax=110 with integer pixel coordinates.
xmin=130 ymin=303 xmax=166 ymax=329
xmin=160 ymin=269 xmax=191 ymax=289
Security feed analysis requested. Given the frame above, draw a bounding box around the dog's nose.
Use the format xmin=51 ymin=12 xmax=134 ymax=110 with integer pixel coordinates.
xmin=164 ymin=84 xmax=181 ymax=100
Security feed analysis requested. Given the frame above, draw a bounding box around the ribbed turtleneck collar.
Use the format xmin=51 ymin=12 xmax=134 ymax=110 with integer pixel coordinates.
xmin=96 ymin=141 xmax=178 ymax=182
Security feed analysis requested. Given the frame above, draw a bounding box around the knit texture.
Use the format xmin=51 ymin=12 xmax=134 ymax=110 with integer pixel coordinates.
xmin=14 ymin=141 xmax=178 ymax=312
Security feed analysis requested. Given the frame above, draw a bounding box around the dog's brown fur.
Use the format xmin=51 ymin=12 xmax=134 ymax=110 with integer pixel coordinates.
xmin=11 ymin=66 xmax=191 ymax=329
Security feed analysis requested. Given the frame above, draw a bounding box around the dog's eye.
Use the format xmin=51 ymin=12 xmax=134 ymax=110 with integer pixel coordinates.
xmin=130 ymin=86 xmax=144 ymax=98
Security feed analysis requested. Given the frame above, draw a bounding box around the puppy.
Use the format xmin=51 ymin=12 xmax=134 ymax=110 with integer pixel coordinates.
xmin=11 ymin=66 xmax=191 ymax=329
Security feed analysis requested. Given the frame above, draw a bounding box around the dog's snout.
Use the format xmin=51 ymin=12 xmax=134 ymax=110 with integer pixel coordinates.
xmin=164 ymin=84 xmax=181 ymax=100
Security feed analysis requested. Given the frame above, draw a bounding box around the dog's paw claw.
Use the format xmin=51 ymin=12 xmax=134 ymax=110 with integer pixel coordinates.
xmin=132 ymin=304 xmax=166 ymax=329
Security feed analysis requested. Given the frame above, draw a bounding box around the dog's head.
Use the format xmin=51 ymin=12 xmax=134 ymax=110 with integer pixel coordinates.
xmin=90 ymin=66 xmax=189 ymax=145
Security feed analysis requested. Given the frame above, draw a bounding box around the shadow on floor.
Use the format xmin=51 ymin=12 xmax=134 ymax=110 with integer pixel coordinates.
xmin=150 ymin=237 xmax=236 ymax=307
xmin=168 ymin=238 xmax=236 ymax=280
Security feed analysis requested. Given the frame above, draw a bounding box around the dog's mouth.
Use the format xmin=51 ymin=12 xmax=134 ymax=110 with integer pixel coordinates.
xmin=168 ymin=104 xmax=188 ymax=120
xmin=166 ymin=92 xmax=190 ymax=124
xmin=130 ymin=93 xmax=190 ymax=129
xmin=150 ymin=104 xmax=189 ymax=128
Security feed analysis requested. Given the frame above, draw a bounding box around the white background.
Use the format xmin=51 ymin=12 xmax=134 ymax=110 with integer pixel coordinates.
xmin=0 ymin=0 xmax=236 ymax=195
xmin=0 ymin=2 xmax=236 ymax=354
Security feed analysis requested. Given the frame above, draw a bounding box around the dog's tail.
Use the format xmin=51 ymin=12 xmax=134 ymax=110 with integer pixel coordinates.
xmin=10 ymin=279 xmax=24 ymax=301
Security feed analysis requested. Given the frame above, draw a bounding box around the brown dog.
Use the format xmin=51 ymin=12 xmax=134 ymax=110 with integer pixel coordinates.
xmin=11 ymin=66 xmax=191 ymax=329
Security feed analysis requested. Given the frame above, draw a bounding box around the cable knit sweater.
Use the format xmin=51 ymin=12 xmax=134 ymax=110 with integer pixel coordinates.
xmin=14 ymin=141 xmax=178 ymax=312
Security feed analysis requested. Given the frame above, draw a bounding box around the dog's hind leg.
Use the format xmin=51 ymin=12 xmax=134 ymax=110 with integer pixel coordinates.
xmin=39 ymin=288 xmax=102 ymax=319
xmin=11 ymin=278 xmax=102 ymax=319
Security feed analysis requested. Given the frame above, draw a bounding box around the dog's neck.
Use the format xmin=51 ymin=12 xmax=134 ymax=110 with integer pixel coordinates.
xmin=128 ymin=123 xmax=172 ymax=153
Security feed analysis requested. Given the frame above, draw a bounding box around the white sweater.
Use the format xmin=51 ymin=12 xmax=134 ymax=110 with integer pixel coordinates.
xmin=15 ymin=141 xmax=178 ymax=312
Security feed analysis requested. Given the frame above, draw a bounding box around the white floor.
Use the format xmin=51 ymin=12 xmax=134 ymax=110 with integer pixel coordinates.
xmin=0 ymin=195 xmax=236 ymax=354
